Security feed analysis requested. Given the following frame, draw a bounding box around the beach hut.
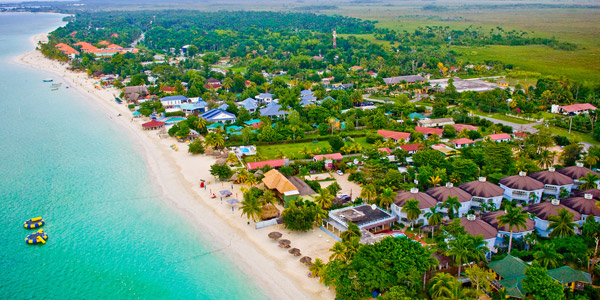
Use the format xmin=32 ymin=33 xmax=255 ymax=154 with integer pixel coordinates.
xmin=261 ymin=204 xmax=280 ymax=220
xmin=142 ymin=120 xmax=165 ymax=130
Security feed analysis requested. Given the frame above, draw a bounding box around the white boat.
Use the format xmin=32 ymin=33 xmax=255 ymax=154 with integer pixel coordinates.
xmin=42 ymin=78 xmax=53 ymax=82
xmin=51 ymin=83 xmax=62 ymax=88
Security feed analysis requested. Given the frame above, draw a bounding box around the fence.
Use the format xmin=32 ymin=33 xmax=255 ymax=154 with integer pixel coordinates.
xmin=504 ymin=113 xmax=543 ymax=122
xmin=255 ymin=218 xmax=279 ymax=229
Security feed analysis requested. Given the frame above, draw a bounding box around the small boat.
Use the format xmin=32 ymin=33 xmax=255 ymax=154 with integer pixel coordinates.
xmin=23 ymin=217 xmax=45 ymax=229
xmin=42 ymin=78 xmax=53 ymax=82
xmin=25 ymin=229 xmax=48 ymax=245
xmin=114 ymin=97 xmax=123 ymax=104
xmin=51 ymin=88 xmax=59 ymax=91
xmin=51 ymin=83 xmax=62 ymax=88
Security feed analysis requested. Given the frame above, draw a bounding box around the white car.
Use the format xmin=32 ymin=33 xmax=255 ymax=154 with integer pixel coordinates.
xmin=336 ymin=170 xmax=344 ymax=176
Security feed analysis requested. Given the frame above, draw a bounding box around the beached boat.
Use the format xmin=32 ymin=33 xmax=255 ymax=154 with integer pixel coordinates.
xmin=25 ymin=229 xmax=48 ymax=244
xmin=51 ymin=88 xmax=59 ymax=91
xmin=42 ymin=78 xmax=53 ymax=82
xmin=51 ymin=83 xmax=62 ymax=88
xmin=23 ymin=217 xmax=45 ymax=229
xmin=114 ymin=97 xmax=123 ymax=104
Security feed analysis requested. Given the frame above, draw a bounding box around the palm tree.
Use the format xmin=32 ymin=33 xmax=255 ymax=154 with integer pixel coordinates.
xmin=204 ymin=132 xmax=224 ymax=149
xmin=360 ymin=184 xmax=377 ymax=204
xmin=314 ymin=189 xmax=334 ymax=210
xmin=447 ymin=234 xmax=489 ymax=279
xmin=424 ymin=206 xmax=443 ymax=236
xmin=401 ymin=199 xmax=421 ymax=229
xmin=226 ymin=152 xmax=238 ymax=164
xmin=194 ymin=118 xmax=207 ymax=133
xmin=528 ymin=192 xmax=539 ymax=204
xmin=497 ymin=206 xmax=529 ymax=254
xmin=378 ymin=187 xmax=396 ymax=210
xmin=548 ymin=208 xmax=579 ymax=238
xmin=313 ymin=206 xmax=328 ymax=226
xmin=428 ymin=272 xmax=455 ymax=299
xmin=538 ymin=149 xmax=555 ymax=169
xmin=443 ymin=196 xmax=462 ymax=219
xmin=245 ymin=174 xmax=258 ymax=187
xmin=428 ymin=175 xmax=442 ymax=187
xmin=309 ymin=258 xmax=325 ymax=282
xmin=585 ymin=155 xmax=599 ymax=169
xmin=239 ymin=196 xmax=262 ymax=222
xmin=580 ymin=172 xmax=600 ymax=190
xmin=534 ymin=243 xmax=564 ymax=269
xmin=329 ymin=242 xmax=346 ymax=261
xmin=222 ymin=77 xmax=233 ymax=92
xmin=340 ymin=222 xmax=360 ymax=242
xmin=259 ymin=190 xmax=277 ymax=206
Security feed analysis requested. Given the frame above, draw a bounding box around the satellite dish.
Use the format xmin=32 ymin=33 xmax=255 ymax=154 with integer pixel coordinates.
xmin=371 ymin=204 xmax=377 ymax=210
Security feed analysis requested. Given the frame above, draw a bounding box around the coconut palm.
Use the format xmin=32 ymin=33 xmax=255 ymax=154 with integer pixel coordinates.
xmin=401 ymin=199 xmax=421 ymax=228
xmin=538 ymin=149 xmax=555 ymax=169
xmin=447 ymin=234 xmax=489 ymax=279
xmin=204 ymin=132 xmax=224 ymax=149
xmin=443 ymin=196 xmax=462 ymax=219
xmin=497 ymin=206 xmax=529 ymax=254
xmin=424 ymin=206 xmax=443 ymax=235
xmin=329 ymin=242 xmax=346 ymax=261
xmin=222 ymin=77 xmax=233 ymax=92
xmin=528 ymin=192 xmax=539 ymax=204
xmin=428 ymin=175 xmax=442 ymax=187
xmin=585 ymin=155 xmax=599 ymax=169
xmin=378 ymin=187 xmax=396 ymax=210
xmin=309 ymin=258 xmax=325 ymax=282
xmin=194 ymin=117 xmax=207 ymax=132
xmin=428 ymin=272 xmax=455 ymax=299
xmin=313 ymin=206 xmax=328 ymax=226
xmin=245 ymin=174 xmax=258 ymax=187
xmin=548 ymin=208 xmax=579 ymax=238
xmin=534 ymin=243 xmax=564 ymax=269
xmin=524 ymin=232 xmax=538 ymax=251
xmin=340 ymin=222 xmax=361 ymax=242
xmin=314 ymin=189 xmax=334 ymax=210
xmin=239 ymin=196 xmax=262 ymax=222
xmin=226 ymin=152 xmax=238 ymax=164
xmin=580 ymin=172 xmax=600 ymax=190
xmin=259 ymin=190 xmax=277 ymax=206
xmin=360 ymin=183 xmax=378 ymax=204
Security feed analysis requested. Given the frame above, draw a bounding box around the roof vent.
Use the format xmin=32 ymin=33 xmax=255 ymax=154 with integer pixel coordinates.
xmin=584 ymin=193 xmax=593 ymax=200
xmin=371 ymin=204 xmax=377 ymax=210
xmin=519 ymin=171 xmax=527 ymax=177
xmin=551 ymin=199 xmax=560 ymax=205
xmin=478 ymin=177 xmax=487 ymax=182
xmin=576 ymin=162 xmax=584 ymax=167
xmin=410 ymin=188 xmax=419 ymax=194
xmin=446 ymin=182 xmax=454 ymax=188
xmin=548 ymin=167 xmax=555 ymax=172
xmin=466 ymin=214 xmax=476 ymax=221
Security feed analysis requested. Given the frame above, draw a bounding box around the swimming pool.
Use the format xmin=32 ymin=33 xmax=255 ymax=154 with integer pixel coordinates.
xmin=164 ymin=117 xmax=185 ymax=124
xmin=391 ymin=232 xmax=407 ymax=238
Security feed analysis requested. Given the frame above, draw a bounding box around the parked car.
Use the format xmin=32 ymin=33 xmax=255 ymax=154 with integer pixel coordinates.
xmin=336 ymin=170 xmax=344 ymax=176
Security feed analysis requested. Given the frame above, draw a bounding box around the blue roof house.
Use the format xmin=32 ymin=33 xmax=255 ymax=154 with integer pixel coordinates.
xmin=218 ymin=103 xmax=229 ymax=111
xmin=181 ymin=99 xmax=208 ymax=115
xmin=160 ymin=95 xmax=188 ymax=107
xmin=259 ymin=103 xmax=287 ymax=118
xmin=200 ymin=109 xmax=236 ymax=123
xmin=238 ymin=97 xmax=258 ymax=113
xmin=255 ymin=92 xmax=274 ymax=104
xmin=301 ymin=89 xmax=314 ymax=97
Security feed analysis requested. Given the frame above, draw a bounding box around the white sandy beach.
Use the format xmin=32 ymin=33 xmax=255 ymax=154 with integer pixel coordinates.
xmin=17 ymin=33 xmax=336 ymax=300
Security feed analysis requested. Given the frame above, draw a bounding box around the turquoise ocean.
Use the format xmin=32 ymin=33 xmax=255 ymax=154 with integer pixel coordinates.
xmin=0 ymin=13 xmax=264 ymax=299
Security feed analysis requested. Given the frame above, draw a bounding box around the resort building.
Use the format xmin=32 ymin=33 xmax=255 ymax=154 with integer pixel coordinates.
xmin=160 ymin=95 xmax=188 ymax=108
xmin=558 ymin=162 xmax=600 ymax=189
xmin=426 ymin=183 xmax=472 ymax=218
xmin=54 ymin=43 xmax=79 ymax=58
xmin=383 ymin=75 xmax=428 ymax=86
xmin=481 ymin=210 xmax=535 ymax=247
xmin=415 ymin=126 xmax=443 ymax=138
xmin=391 ymin=188 xmax=438 ymax=226
xmin=526 ymin=199 xmax=582 ymax=237
xmin=459 ymin=177 xmax=505 ymax=210
xmin=487 ymin=133 xmax=512 ymax=143
xmin=200 ymin=109 xmax=236 ymax=123
xmin=255 ymin=92 xmax=274 ymax=104
xmin=574 ymin=188 xmax=600 ymax=199
xmin=259 ymin=103 xmax=287 ymax=119
xmin=377 ymin=129 xmax=411 ymax=142
xmin=261 ymin=169 xmax=300 ymax=204
xmin=551 ymin=103 xmax=597 ymax=115
xmin=561 ymin=194 xmax=600 ymax=222
xmin=180 ymin=99 xmax=208 ymax=115
xmin=237 ymin=97 xmax=258 ymax=113
xmin=456 ymin=215 xmax=498 ymax=252
xmin=417 ymin=117 xmax=454 ymax=128
xmin=244 ymin=119 xmax=262 ymax=129
xmin=453 ymin=123 xmax=478 ymax=132
xmin=313 ymin=153 xmax=343 ymax=170
xmin=431 ymin=144 xmax=460 ymax=157
xmin=499 ymin=172 xmax=544 ymax=204
xmin=397 ymin=143 xmax=423 ymax=155
xmin=451 ymin=138 xmax=475 ymax=149
xmin=122 ymin=85 xmax=148 ymax=103
xmin=529 ymin=167 xmax=574 ymax=198
xmin=325 ymin=204 xmax=397 ymax=237
xmin=246 ymin=158 xmax=287 ymax=170
xmin=141 ymin=120 xmax=165 ymax=130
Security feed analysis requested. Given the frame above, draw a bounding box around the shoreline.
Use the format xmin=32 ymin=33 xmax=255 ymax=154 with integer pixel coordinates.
xmin=16 ymin=32 xmax=336 ymax=299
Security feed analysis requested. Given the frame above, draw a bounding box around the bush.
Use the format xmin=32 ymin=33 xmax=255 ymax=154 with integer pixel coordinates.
xmin=366 ymin=132 xmax=383 ymax=144
xmin=165 ymin=111 xmax=185 ymax=117
xmin=188 ymin=139 xmax=205 ymax=154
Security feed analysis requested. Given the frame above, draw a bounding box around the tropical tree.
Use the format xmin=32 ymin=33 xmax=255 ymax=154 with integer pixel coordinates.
xmin=465 ymin=265 xmax=495 ymax=296
xmin=529 ymin=192 xmax=539 ymax=204
xmin=258 ymin=190 xmax=277 ymax=205
xmin=401 ymin=199 xmax=421 ymax=228
xmin=443 ymin=196 xmax=462 ymax=219
xmin=428 ymin=272 xmax=455 ymax=299
xmin=533 ymin=243 xmax=564 ymax=269
xmin=360 ymin=183 xmax=377 ymax=203
xmin=222 ymin=77 xmax=233 ymax=92
xmin=204 ymin=132 xmax=225 ymax=149
xmin=585 ymin=155 xmax=599 ymax=169
xmin=446 ymin=234 xmax=489 ymax=279
xmin=314 ymin=189 xmax=334 ymax=210
xmin=329 ymin=242 xmax=346 ymax=261
xmin=424 ymin=206 xmax=443 ymax=236
xmin=428 ymin=175 xmax=442 ymax=187
xmin=548 ymin=208 xmax=579 ymax=238
xmin=522 ymin=263 xmax=566 ymax=300
xmin=538 ymin=149 xmax=555 ymax=169
xmin=580 ymin=172 xmax=600 ymax=190
xmin=239 ymin=196 xmax=262 ymax=222
xmin=340 ymin=222 xmax=361 ymax=242
xmin=226 ymin=152 xmax=238 ymax=164
xmin=309 ymin=258 xmax=326 ymax=282
xmin=497 ymin=206 xmax=529 ymax=254
xmin=378 ymin=187 xmax=396 ymax=210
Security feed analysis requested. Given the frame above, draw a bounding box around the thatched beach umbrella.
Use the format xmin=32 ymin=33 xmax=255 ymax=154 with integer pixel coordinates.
xmin=288 ymin=248 xmax=301 ymax=256
xmin=300 ymin=256 xmax=312 ymax=265
xmin=279 ymin=239 xmax=291 ymax=248
xmin=268 ymin=231 xmax=282 ymax=240
xmin=215 ymin=158 xmax=226 ymax=165
xmin=261 ymin=204 xmax=280 ymax=221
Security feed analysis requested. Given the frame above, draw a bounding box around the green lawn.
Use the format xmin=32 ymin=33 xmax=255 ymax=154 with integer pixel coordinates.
xmin=254 ymin=137 xmax=371 ymax=160
xmin=470 ymin=111 xmax=534 ymax=125
xmin=533 ymin=124 xmax=599 ymax=145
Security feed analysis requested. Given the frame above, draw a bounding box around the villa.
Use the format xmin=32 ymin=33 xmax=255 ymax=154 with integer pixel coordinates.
xmin=261 ymin=169 xmax=300 ymax=204
xmin=417 ymin=117 xmax=454 ymax=128
xmin=260 ymin=103 xmax=287 ymax=118
xmin=255 ymin=92 xmax=274 ymax=104
xmin=456 ymin=215 xmax=498 ymax=252
xmin=558 ymin=162 xmax=600 ymax=189
xmin=415 ymin=126 xmax=443 ymax=138
xmin=487 ymin=133 xmax=512 ymax=143
xmin=459 ymin=177 xmax=505 ymax=210
xmin=431 ymin=144 xmax=460 ymax=156
xmin=529 ymin=167 xmax=574 ymax=198
xmin=451 ymin=138 xmax=475 ymax=148
xmin=552 ymin=103 xmax=597 ymax=115
xmin=238 ymin=97 xmax=258 ymax=113
xmin=160 ymin=95 xmax=188 ymax=109
xmin=526 ymin=199 xmax=581 ymax=237
xmin=397 ymin=143 xmax=423 ymax=155
xmin=561 ymin=194 xmax=600 ymax=222
xmin=453 ymin=124 xmax=479 ymax=132
xmin=200 ymin=109 xmax=236 ymax=123
xmin=499 ymin=172 xmax=545 ymax=204
xmin=325 ymin=204 xmax=397 ymax=237
xmin=391 ymin=188 xmax=439 ymax=226
xmin=180 ymin=99 xmax=208 ymax=115
xmin=141 ymin=120 xmax=165 ymax=130
xmin=377 ymin=130 xmax=411 ymax=142
xmin=426 ymin=183 xmax=472 ymax=218
xmin=481 ymin=210 xmax=535 ymax=246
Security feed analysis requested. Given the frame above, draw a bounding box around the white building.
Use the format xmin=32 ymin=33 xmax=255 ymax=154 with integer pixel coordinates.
xmin=526 ymin=199 xmax=582 ymax=237
xmin=529 ymin=167 xmax=574 ymax=198
xmin=426 ymin=183 xmax=472 ymax=218
xmin=499 ymin=172 xmax=544 ymax=204
xmin=391 ymin=188 xmax=439 ymax=226
xmin=459 ymin=177 xmax=504 ymax=211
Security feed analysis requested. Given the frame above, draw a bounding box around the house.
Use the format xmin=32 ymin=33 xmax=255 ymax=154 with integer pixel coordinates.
xmin=261 ymin=169 xmax=300 ymax=204
xmin=391 ymin=188 xmax=439 ymax=226
xmin=238 ymin=97 xmax=258 ymax=113
xmin=397 ymin=143 xmax=423 ymax=155
xmin=561 ymin=194 xmax=600 ymax=222
xmin=244 ymin=119 xmax=262 ymax=129
xmin=180 ymin=99 xmax=208 ymax=115
xmin=367 ymin=71 xmax=378 ymax=78
xmin=453 ymin=124 xmax=478 ymax=132
xmin=513 ymin=132 xmax=530 ymax=140
xmin=456 ymin=215 xmax=498 ymax=252
xmin=206 ymin=123 xmax=224 ymax=132
xmin=417 ymin=118 xmax=454 ymax=128
xmin=383 ymin=75 xmax=428 ymax=86
xmin=377 ymin=129 xmax=411 ymax=142
xmin=160 ymin=95 xmax=188 ymax=111
xmin=259 ymin=103 xmax=287 ymax=118
xmin=558 ymin=162 xmax=600 ymax=189
xmin=526 ymin=199 xmax=582 ymax=237
xmin=325 ymin=204 xmax=397 ymax=237
xmin=529 ymin=167 xmax=574 ymax=198
xmin=349 ymin=66 xmax=363 ymax=71
xmin=552 ymin=103 xmax=597 ymax=115
xmin=459 ymin=177 xmax=504 ymax=210
xmin=122 ymin=85 xmax=148 ymax=103
xmin=160 ymin=86 xmax=176 ymax=93
xmin=482 ymin=210 xmax=535 ymax=246
xmin=487 ymin=255 xmax=529 ymax=299
xmin=499 ymin=172 xmax=545 ymax=204
xmin=321 ymin=77 xmax=335 ymax=85
xmin=54 ymin=43 xmax=79 ymax=58
xmin=141 ymin=120 xmax=165 ymax=130
xmin=314 ymin=153 xmax=343 ymax=170
xmin=300 ymin=97 xmax=315 ymax=107
xmin=487 ymin=133 xmax=512 ymax=142
xmin=301 ymin=90 xmax=314 ymax=97
xmin=452 ymin=138 xmax=475 ymax=149
xmin=431 ymin=144 xmax=460 ymax=157
xmin=246 ymin=158 xmax=287 ymax=170
xmin=415 ymin=126 xmax=443 ymax=138
xmin=408 ymin=112 xmax=426 ymax=120
xmin=255 ymin=92 xmax=274 ymax=104
xmin=200 ymin=109 xmax=236 ymax=123
xmin=426 ymin=183 xmax=472 ymax=218
xmin=497 ymin=80 xmax=509 ymax=87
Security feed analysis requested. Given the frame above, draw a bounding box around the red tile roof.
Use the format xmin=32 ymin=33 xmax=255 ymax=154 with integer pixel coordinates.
xmin=106 ymin=43 xmax=123 ymax=49
xmin=513 ymin=132 xmax=530 ymax=138
xmin=559 ymin=103 xmax=597 ymax=113
xmin=487 ymin=133 xmax=512 ymax=141
xmin=377 ymin=129 xmax=410 ymax=141
xmin=55 ymin=43 xmax=79 ymax=55
xmin=378 ymin=147 xmax=392 ymax=154
xmin=314 ymin=153 xmax=343 ymax=161
xmin=161 ymin=86 xmax=175 ymax=93
xmin=453 ymin=124 xmax=478 ymax=131
xmin=415 ymin=126 xmax=443 ymax=136
xmin=142 ymin=120 xmax=165 ymax=128
xmin=452 ymin=138 xmax=475 ymax=145
xmin=73 ymin=41 xmax=97 ymax=51
xmin=98 ymin=40 xmax=110 ymax=46
xmin=398 ymin=143 xmax=423 ymax=152
xmin=247 ymin=159 xmax=286 ymax=170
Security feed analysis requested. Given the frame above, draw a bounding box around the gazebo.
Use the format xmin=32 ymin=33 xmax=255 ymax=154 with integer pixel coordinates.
xmin=142 ymin=120 xmax=165 ymax=130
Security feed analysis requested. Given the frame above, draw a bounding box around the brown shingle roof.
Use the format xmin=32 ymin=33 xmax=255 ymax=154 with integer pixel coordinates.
xmin=499 ymin=173 xmax=545 ymax=191
xmin=558 ymin=165 xmax=600 ymax=180
xmin=561 ymin=195 xmax=600 ymax=217
xmin=526 ymin=200 xmax=582 ymax=221
xmin=395 ymin=189 xmax=438 ymax=209
xmin=574 ymin=189 xmax=600 ymax=199
xmin=481 ymin=210 xmax=535 ymax=232
xmin=530 ymin=169 xmax=574 ymax=186
xmin=426 ymin=184 xmax=472 ymax=203
xmin=458 ymin=216 xmax=498 ymax=240
xmin=287 ymin=176 xmax=316 ymax=196
xmin=459 ymin=178 xmax=504 ymax=198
